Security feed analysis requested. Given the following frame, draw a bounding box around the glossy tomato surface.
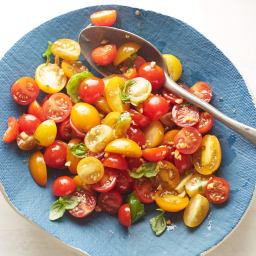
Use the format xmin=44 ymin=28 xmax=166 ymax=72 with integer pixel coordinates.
xmin=195 ymin=112 xmax=214 ymax=134
xmin=118 ymin=204 xmax=131 ymax=227
xmin=90 ymin=10 xmax=117 ymax=26
xmin=129 ymin=109 xmax=150 ymax=128
xmin=102 ymin=154 xmax=128 ymax=170
xmin=3 ymin=117 xmax=19 ymax=143
xmin=91 ymin=44 xmax=117 ymax=66
xmin=28 ymin=100 xmax=46 ymax=122
xmin=190 ymin=81 xmax=212 ymax=103
xmin=18 ymin=114 xmax=41 ymax=135
xmin=52 ymin=176 xmax=76 ymax=196
xmin=127 ymin=126 xmax=146 ymax=147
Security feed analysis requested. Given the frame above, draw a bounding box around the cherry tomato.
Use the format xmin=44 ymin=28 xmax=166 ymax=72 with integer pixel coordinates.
xmin=138 ymin=62 xmax=165 ymax=90
xmin=142 ymin=147 xmax=169 ymax=162
xmin=127 ymin=126 xmax=146 ymax=147
xmin=90 ymin=10 xmax=117 ymax=26
xmin=3 ymin=117 xmax=19 ymax=143
xmin=143 ymin=95 xmax=169 ymax=120
xmin=17 ymin=132 xmax=37 ymax=151
xmin=66 ymin=138 xmax=81 ymax=174
xmin=79 ymin=77 xmax=105 ymax=104
xmin=163 ymin=54 xmax=182 ymax=82
xmin=41 ymin=95 xmax=51 ymax=105
xmin=52 ymin=176 xmax=76 ymax=196
xmin=134 ymin=56 xmax=146 ymax=71
xmin=115 ymin=170 xmax=134 ymax=194
xmin=172 ymin=104 xmax=199 ymax=127
xmin=162 ymin=83 xmax=188 ymax=104
xmin=122 ymin=67 xmax=137 ymax=80
xmin=205 ymin=177 xmax=230 ymax=204
xmin=91 ymin=168 xmax=118 ymax=192
xmin=129 ymin=109 xmax=150 ymax=128
xmin=174 ymin=153 xmax=192 ymax=174
xmin=58 ymin=118 xmax=73 ymax=141
xmin=164 ymin=145 xmax=176 ymax=163
xmin=118 ymin=204 xmax=131 ymax=227
xmin=70 ymin=118 xmax=86 ymax=138
xmin=127 ymin=157 xmax=142 ymax=170
xmin=28 ymin=100 xmax=46 ymax=122
xmin=174 ymin=127 xmax=202 ymax=154
xmin=11 ymin=77 xmax=39 ymax=105
xmin=61 ymin=60 xmax=88 ymax=78
xmin=18 ymin=114 xmax=41 ymax=136
xmin=43 ymin=93 xmax=72 ymax=123
xmin=190 ymin=81 xmax=212 ymax=103
xmin=87 ymin=151 xmax=105 ymax=160
xmin=98 ymin=190 xmax=123 ymax=214
xmin=133 ymin=177 xmax=156 ymax=203
xmin=195 ymin=112 xmax=214 ymax=134
xmin=102 ymin=153 xmax=128 ymax=170
xmin=144 ymin=120 xmax=164 ymax=148
xmin=69 ymin=189 xmax=96 ymax=218
xmin=91 ymin=44 xmax=117 ymax=66
xmin=44 ymin=140 xmax=67 ymax=169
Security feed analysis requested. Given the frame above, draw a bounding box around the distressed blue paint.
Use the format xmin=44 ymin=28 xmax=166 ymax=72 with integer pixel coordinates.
xmin=0 ymin=5 xmax=256 ymax=256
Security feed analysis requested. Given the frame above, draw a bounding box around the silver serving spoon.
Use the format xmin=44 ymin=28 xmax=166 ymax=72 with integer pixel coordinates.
xmin=79 ymin=26 xmax=256 ymax=146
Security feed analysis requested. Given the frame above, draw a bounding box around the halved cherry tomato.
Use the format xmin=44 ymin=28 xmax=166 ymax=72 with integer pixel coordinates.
xmin=127 ymin=126 xmax=146 ymax=147
xmin=91 ymin=44 xmax=117 ymax=66
xmin=174 ymin=152 xmax=192 ymax=175
xmin=91 ymin=168 xmax=118 ymax=192
xmin=61 ymin=60 xmax=88 ymax=78
xmin=190 ymin=81 xmax=212 ymax=103
xmin=28 ymin=100 xmax=46 ymax=122
xmin=162 ymin=129 xmax=179 ymax=145
xmin=133 ymin=177 xmax=156 ymax=203
xmin=98 ymin=190 xmax=123 ymax=214
xmin=11 ymin=77 xmax=39 ymax=105
xmin=18 ymin=114 xmax=41 ymax=135
xmin=87 ymin=151 xmax=105 ymax=160
xmin=102 ymin=153 xmax=128 ymax=170
xmin=143 ymin=120 xmax=164 ymax=148
xmin=163 ymin=54 xmax=182 ymax=82
xmin=52 ymin=176 xmax=76 ymax=196
xmin=118 ymin=204 xmax=131 ymax=227
xmin=134 ymin=56 xmax=146 ymax=71
xmin=17 ymin=132 xmax=37 ymax=151
xmin=164 ymin=145 xmax=176 ymax=163
xmin=66 ymin=138 xmax=81 ymax=174
xmin=127 ymin=157 xmax=142 ymax=170
xmin=90 ymin=10 xmax=117 ymax=26
xmin=122 ymin=67 xmax=137 ymax=80
xmin=3 ymin=117 xmax=19 ymax=143
xmin=58 ymin=118 xmax=73 ymax=141
xmin=69 ymin=189 xmax=96 ymax=218
xmin=115 ymin=170 xmax=134 ymax=194
xmin=70 ymin=118 xmax=86 ymax=138
xmin=94 ymin=97 xmax=112 ymax=114
xmin=43 ymin=93 xmax=72 ymax=123
xmin=172 ymin=104 xmax=199 ymax=127
xmin=138 ymin=62 xmax=165 ymax=90
xmin=159 ymin=112 xmax=175 ymax=128
xmin=162 ymin=83 xmax=188 ymax=104
xmin=174 ymin=127 xmax=202 ymax=154
xmin=205 ymin=177 xmax=230 ymax=204
xmin=195 ymin=112 xmax=214 ymax=134
xmin=142 ymin=147 xmax=169 ymax=162
xmin=129 ymin=109 xmax=150 ymax=128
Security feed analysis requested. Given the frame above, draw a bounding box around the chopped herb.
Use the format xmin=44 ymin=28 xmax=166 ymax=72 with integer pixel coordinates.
xmin=219 ymin=97 xmax=223 ymax=102
xmin=76 ymin=186 xmax=81 ymax=192
xmin=34 ymin=138 xmax=40 ymax=144
xmin=42 ymin=41 xmax=53 ymax=65
xmin=69 ymin=143 xmax=88 ymax=158
xmin=150 ymin=209 xmax=167 ymax=236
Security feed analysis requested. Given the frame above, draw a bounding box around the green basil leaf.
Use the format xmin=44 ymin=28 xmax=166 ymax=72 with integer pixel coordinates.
xmin=49 ymin=200 xmax=66 ymax=221
xmin=69 ymin=143 xmax=88 ymax=158
xmin=42 ymin=41 xmax=52 ymax=65
xmin=126 ymin=52 xmax=138 ymax=68
xmin=120 ymin=80 xmax=135 ymax=103
xmin=127 ymin=192 xmax=145 ymax=224
xmin=142 ymin=162 xmax=157 ymax=178
xmin=150 ymin=210 xmax=167 ymax=236
xmin=61 ymin=195 xmax=81 ymax=210
xmin=67 ymin=72 xmax=93 ymax=103
xmin=128 ymin=169 xmax=144 ymax=179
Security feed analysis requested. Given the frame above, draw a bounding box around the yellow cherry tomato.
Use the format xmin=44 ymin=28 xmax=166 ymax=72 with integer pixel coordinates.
xmin=102 ymin=112 xmax=121 ymax=128
xmin=66 ymin=138 xmax=82 ymax=174
xmin=144 ymin=120 xmax=164 ymax=148
xmin=163 ymin=54 xmax=182 ymax=82
xmin=183 ymin=194 xmax=209 ymax=228
xmin=33 ymin=120 xmax=57 ymax=147
xmin=105 ymin=138 xmax=142 ymax=157
xmin=51 ymin=39 xmax=81 ymax=61
xmin=29 ymin=151 xmax=47 ymax=187
xmin=61 ymin=60 xmax=88 ymax=78
xmin=73 ymin=175 xmax=93 ymax=192
xmin=193 ymin=135 xmax=221 ymax=175
xmin=162 ymin=129 xmax=180 ymax=145
xmin=114 ymin=112 xmax=132 ymax=138
xmin=35 ymin=63 xmax=67 ymax=94
xmin=77 ymin=157 xmax=104 ymax=184
xmin=70 ymin=103 xmax=100 ymax=133
xmin=94 ymin=97 xmax=112 ymax=114
xmin=175 ymin=172 xmax=194 ymax=193
xmin=155 ymin=190 xmax=189 ymax=212
xmin=114 ymin=42 xmax=141 ymax=66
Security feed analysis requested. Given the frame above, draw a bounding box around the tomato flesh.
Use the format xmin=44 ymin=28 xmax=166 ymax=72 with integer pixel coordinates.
xmin=142 ymin=147 xmax=169 ymax=162
xmin=190 ymin=81 xmax=212 ymax=103
xmin=133 ymin=177 xmax=155 ymax=203
xmin=90 ymin=10 xmax=117 ymax=26
xmin=28 ymin=100 xmax=46 ymax=122
xmin=102 ymin=153 xmax=128 ymax=170
xmin=98 ymin=190 xmax=123 ymax=214
xmin=52 ymin=176 xmax=76 ymax=196
xmin=3 ymin=117 xmax=19 ymax=143
xmin=195 ymin=112 xmax=214 ymax=134
xmin=58 ymin=118 xmax=73 ymax=141
xmin=91 ymin=44 xmax=117 ymax=66
xmin=118 ymin=204 xmax=131 ymax=227
xmin=115 ymin=170 xmax=134 ymax=194
xmin=18 ymin=114 xmax=41 ymax=135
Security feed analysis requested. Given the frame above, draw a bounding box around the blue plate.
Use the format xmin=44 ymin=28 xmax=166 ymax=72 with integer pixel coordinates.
xmin=0 ymin=5 xmax=256 ymax=256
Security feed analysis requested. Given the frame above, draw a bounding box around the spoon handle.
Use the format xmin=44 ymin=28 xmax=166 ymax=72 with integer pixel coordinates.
xmin=165 ymin=75 xmax=256 ymax=146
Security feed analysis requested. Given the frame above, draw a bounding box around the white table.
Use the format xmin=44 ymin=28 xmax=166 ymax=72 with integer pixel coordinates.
xmin=0 ymin=0 xmax=255 ymax=255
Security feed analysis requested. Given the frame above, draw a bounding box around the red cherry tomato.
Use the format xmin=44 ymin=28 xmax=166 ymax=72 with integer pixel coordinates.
xmin=43 ymin=93 xmax=72 ymax=123
xmin=52 ymin=176 xmax=76 ymax=196
xmin=102 ymin=153 xmax=128 ymax=170
xmin=129 ymin=109 xmax=150 ymax=128
xmin=142 ymin=146 xmax=169 ymax=162
xmin=91 ymin=44 xmax=117 ymax=66
xmin=127 ymin=126 xmax=146 ymax=147
xmin=138 ymin=62 xmax=165 ymax=90
xmin=190 ymin=81 xmax=212 ymax=103
xmin=115 ymin=170 xmax=134 ymax=194
xmin=2 ymin=117 xmax=19 ymax=143
xmin=70 ymin=119 xmax=86 ymax=138
xmin=205 ymin=177 xmax=230 ymax=204
xmin=162 ymin=83 xmax=188 ymax=104
xmin=69 ymin=189 xmax=96 ymax=218
xmin=79 ymin=77 xmax=105 ymax=104
xmin=118 ymin=204 xmax=131 ymax=227
xmin=174 ymin=153 xmax=192 ymax=175
xmin=87 ymin=151 xmax=105 ymax=160
xmin=11 ymin=77 xmax=39 ymax=105
xmin=18 ymin=114 xmax=41 ymax=135
xmin=122 ymin=67 xmax=137 ymax=80
xmin=143 ymin=95 xmax=169 ymax=120
xmin=127 ymin=157 xmax=142 ymax=170
xmin=133 ymin=177 xmax=156 ymax=203
xmin=195 ymin=112 xmax=214 ymax=134
xmin=98 ymin=190 xmax=123 ymax=214
xmin=44 ymin=140 xmax=68 ymax=169
xmin=58 ymin=118 xmax=73 ymax=141
xmin=90 ymin=10 xmax=117 ymax=26
xmin=164 ymin=145 xmax=176 ymax=163
xmin=134 ymin=56 xmax=146 ymax=71
xmin=91 ymin=168 xmax=118 ymax=192
xmin=28 ymin=100 xmax=46 ymax=122
xmin=172 ymin=104 xmax=199 ymax=127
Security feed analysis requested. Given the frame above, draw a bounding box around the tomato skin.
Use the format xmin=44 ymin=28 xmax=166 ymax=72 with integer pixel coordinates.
xmin=127 ymin=126 xmax=146 ymax=147
xmin=205 ymin=177 xmax=230 ymax=204
xmin=115 ymin=170 xmax=134 ymax=194
xmin=52 ymin=176 xmax=76 ymax=196
xmin=195 ymin=112 xmax=214 ymax=134
xmin=190 ymin=81 xmax=212 ymax=103
xmin=164 ymin=145 xmax=176 ymax=163
xmin=118 ymin=204 xmax=131 ymax=227
xmin=142 ymin=147 xmax=169 ymax=162
xmin=11 ymin=77 xmax=39 ymax=105
xmin=58 ymin=118 xmax=73 ymax=141
xmin=70 ymin=118 xmax=86 ymax=138
xmin=44 ymin=140 xmax=68 ymax=169
xmin=79 ymin=77 xmax=105 ymax=104
xmin=174 ymin=153 xmax=192 ymax=174
xmin=3 ymin=117 xmax=19 ymax=143
xmin=129 ymin=109 xmax=150 ymax=128
xmin=127 ymin=157 xmax=142 ymax=170
xmin=41 ymin=95 xmax=51 ymax=105
xmin=134 ymin=56 xmax=146 ymax=71
xmin=133 ymin=177 xmax=156 ymax=203
xmin=91 ymin=44 xmax=117 ymax=66
xmin=102 ymin=153 xmax=128 ymax=170
xmin=138 ymin=62 xmax=165 ymax=90
xmin=122 ymin=67 xmax=137 ymax=80
xmin=98 ymin=190 xmax=123 ymax=214
xmin=143 ymin=95 xmax=169 ymax=120
xmin=162 ymin=83 xmax=188 ymax=104
xmin=90 ymin=10 xmax=117 ymax=26
xmin=28 ymin=100 xmax=46 ymax=122
xmin=18 ymin=114 xmax=41 ymax=136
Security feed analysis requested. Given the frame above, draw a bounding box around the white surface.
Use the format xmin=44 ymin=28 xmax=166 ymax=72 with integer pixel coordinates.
xmin=0 ymin=0 xmax=256 ymax=255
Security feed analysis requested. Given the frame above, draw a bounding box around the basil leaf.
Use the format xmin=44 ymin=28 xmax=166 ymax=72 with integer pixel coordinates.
xmin=150 ymin=209 xmax=167 ymax=236
xmin=42 ymin=41 xmax=52 ymax=65
xmin=61 ymin=195 xmax=81 ymax=210
xmin=67 ymin=72 xmax=93 ymax=103
xmin=127 ymin=192 xmax=145 ymax=224
xmin=128 ymin=168 xmax=144 ymax=179
xmin=126 ymin=52 xmax=138 ymax=68
xmin=142 ymin=162 xmax=157 ymax=178
xmin=69 ymin=143 xmax=88 ymax=158
xmin=120 ymin=80 xmax=135 ymax=103
xmin=49 ymin=200 xmax=66 ymax=221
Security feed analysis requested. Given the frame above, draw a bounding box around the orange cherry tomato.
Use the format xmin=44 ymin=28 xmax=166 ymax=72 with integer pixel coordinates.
xmin=3 ymin=117 xmax=19 ymax=143
xmin=190 ymin=81 xmax=212 ymax=103
xmin=90 ymin=10 xmax=117 ymax=26
xmin=61 ymin=60 xmax=88 ymax=78
xmin=91 ymin=44 xmax=117 ymax=66
xmin=195 ymin=112 xmax=214 ymax=134
xmin=142 ymin=147 xmax=169 ymax=162
xmin=66 ymin=138 xmax=82 ymax=174
xmin=28 ymin=100 xmax=46 ymax=122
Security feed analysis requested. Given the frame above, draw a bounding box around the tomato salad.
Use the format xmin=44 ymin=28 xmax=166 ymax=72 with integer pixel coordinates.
xmin=2 ymin=9 xmax=230 ymax=236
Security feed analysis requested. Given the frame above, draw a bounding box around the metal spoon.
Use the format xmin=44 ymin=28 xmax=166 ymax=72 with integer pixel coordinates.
xmin=79 ymin=26 xmax=256 ymax=146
